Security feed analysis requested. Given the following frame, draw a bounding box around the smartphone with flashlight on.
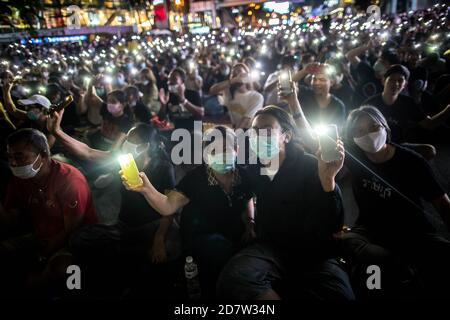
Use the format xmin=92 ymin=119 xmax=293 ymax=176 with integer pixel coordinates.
xmin=317 ymin=124 xmax=341 ymax=162
xmin=278 ymin=69 xmax=292 ymax=95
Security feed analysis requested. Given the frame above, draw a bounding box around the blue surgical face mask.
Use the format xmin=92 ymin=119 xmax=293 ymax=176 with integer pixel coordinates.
xmin=207 ymin=152 xmax=236 ymax=174
xmin=249 ymin=133 xmax=282 ymax=160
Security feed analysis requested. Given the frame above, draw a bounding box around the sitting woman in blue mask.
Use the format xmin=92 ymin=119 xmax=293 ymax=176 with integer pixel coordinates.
xmin=121 ymin=125 xmax=255 ymax=298
xmin=338 ymin=105 xmax=450 ymax=298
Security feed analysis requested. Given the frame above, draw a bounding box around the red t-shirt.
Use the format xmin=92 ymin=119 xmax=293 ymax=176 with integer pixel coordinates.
xmin=3 ymin=160 xmax=98 ymax=242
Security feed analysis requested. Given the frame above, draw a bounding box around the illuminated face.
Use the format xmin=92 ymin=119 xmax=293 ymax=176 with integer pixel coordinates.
xmin=384 ymin=73 xmax=407 ymax=96
xmin=311 ymin=73 xmax=331 ymax=95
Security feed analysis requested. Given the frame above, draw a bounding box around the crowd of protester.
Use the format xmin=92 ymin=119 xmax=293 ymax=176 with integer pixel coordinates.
xmin=0 ymin=3 xmax=450 ymax=300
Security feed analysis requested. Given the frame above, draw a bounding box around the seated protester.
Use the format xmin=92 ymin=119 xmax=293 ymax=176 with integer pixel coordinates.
xmin=339 ymin=106 xmax=450 ymax=298
xmin=121 ymin=126 xmax=255 ymax=298
xmin=136 ymin=68 xmax=160 ymax=113
xmin=124 ymin=86 xmax=152 ymax=124
xmin=209 ymin=63 xmax=264 ymax=130
xmin=263 ymin=55 xmax=297 ymax=108
xmin=158 ymin=67 xmax=204 ymax=131
xmin=293 ymin=63 xmax=347 ymax=129
xmin=363 ymin=65 xmax=450 ymax=159
xmin=1 ymin=129 xmax=97 ymax=296
xmin=184 ymin=59 xmax=203 ymax=98
xmin=345 ymin=40 xmax=399 ymax=105
xmin=46 ymin=83 xmax=79 ymax=131
xmin=217 ymin=106 xmax=354 ymax=300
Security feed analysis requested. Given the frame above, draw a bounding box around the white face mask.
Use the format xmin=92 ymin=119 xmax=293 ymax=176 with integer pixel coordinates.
xmin=142 ymin=80 xmax=149 ymax=86
xmin=10 ymin=154 xmax=43 ymax=179
xmin=122 ymin=140 xmax=148 ymax=158
xmin=353 ymin=128 xmax=387 ymax=154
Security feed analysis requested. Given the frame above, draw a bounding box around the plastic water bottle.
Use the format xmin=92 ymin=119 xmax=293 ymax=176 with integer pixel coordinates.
xmin=184 ymin=256 xmax=201 ymax=300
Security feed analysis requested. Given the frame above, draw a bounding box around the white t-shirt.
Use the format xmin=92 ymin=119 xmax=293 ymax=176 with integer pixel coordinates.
xmin=222 ymin=89 xmax=264 ymax=128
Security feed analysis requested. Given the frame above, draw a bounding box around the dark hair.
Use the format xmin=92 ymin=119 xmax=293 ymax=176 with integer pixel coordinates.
xmin=254 ymin=106 xmax=303 ymax=150
xmin=107 ymin=89 xmax=127 ymax=104
xmin=344 ymin=105 xmax=392 ymax=143
xmin=170 ymin=67 xmax=186 ymax=82
xmin=7 ymin=128 xmax=50 ymax=157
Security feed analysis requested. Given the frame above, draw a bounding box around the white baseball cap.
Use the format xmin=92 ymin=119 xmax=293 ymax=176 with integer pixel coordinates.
xmin=18 ymin=94 xmax=51 ymax=110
